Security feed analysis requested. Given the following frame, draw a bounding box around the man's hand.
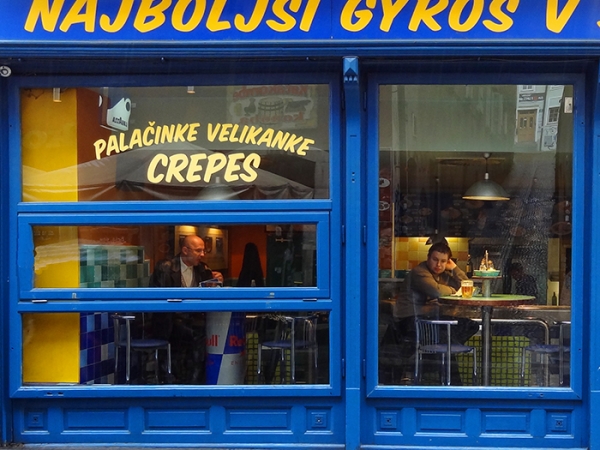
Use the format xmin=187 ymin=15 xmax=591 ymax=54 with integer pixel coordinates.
xmin=446 ymin=258 xmax=457 ymax=271
xmin=212 ymin=271 xmax=224 ymax=283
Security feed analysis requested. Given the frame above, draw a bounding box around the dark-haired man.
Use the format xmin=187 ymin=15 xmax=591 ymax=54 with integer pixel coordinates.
xmin=393 ymin=242 xmax=479 ymax=385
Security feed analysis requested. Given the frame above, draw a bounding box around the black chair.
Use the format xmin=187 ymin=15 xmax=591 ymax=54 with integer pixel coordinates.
xmin=112 ymin=313 xmax=172 ymax=384
xmin=520 ymin=320 xmax=570 ymax=386
xmin=257 ymin=314 xmax=319 ymax=384
xmin=414 ymin=318 xmax=478 ymax=386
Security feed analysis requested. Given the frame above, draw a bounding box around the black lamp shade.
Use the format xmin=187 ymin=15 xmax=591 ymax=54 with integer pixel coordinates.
xmin=463 ymin=172 xmax=509 ymax=201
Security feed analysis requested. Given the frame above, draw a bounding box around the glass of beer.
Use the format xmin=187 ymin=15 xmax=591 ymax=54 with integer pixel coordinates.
xmin=461 ymin=280 xmax=474 ymax=298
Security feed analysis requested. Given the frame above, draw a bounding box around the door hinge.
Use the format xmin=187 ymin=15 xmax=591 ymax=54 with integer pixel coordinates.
xmin=342 ymin=358 xmax=346 ymax=378
xmin=341 ymin=225 xmax=346 ymax=244
xmin=362 ymin=358 xmax=366 ymax=378
xmin=363 ymin=225 xmax=367 ymax=244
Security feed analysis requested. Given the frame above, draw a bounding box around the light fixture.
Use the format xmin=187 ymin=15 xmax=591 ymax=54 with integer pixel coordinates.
xmin=426 ymin=175 xmax=448 ymax=245
xmin=463 ymin=152 xmax=509 ymax=201
xmin=196 ymin=176 xmax=239 ymax=201
xmin=52 ymin=87 xmax=61 ymax=102
xmin=187 ymin=85 xmax=195 ymax=94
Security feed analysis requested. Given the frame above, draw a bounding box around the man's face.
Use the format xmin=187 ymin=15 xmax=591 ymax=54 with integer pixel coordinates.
xmin=181 ymin=237 xmax=206 ymax=267
xmin=426 ymin=251 xmax=450 ymax=275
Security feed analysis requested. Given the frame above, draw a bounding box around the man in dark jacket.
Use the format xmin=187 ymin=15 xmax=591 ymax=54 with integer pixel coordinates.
xmin=149 ymin=235 xmax=223 ymax=383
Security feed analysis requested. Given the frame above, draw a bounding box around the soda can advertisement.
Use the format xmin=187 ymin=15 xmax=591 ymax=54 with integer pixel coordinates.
xmin=205 ymin=312 xmax=246 ymax=385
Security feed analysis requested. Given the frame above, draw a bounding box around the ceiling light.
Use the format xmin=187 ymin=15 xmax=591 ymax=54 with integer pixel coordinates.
xmin=463 ymin=153 xmax=509 ymax=201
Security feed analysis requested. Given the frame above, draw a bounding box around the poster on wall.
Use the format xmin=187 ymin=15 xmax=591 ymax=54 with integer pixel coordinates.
xmin=227 ymin=85 xmax=317 ymax=129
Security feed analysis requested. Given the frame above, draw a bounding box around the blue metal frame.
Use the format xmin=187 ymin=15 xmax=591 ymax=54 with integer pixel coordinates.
xmin=5 ymin=70 xmax=344 ymax=412
xmin=361 ymin=65 xmax=589 ymax=447
xmin=0 ymin=71 xmax=12 ymax=443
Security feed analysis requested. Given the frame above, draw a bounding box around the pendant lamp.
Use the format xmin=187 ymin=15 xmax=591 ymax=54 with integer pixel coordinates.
xmin=463 ymin=153 xmax=509 ymax=201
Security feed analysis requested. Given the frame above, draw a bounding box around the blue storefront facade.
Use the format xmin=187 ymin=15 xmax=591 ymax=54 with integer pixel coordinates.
xmin=0 ymin=1 xmax=599 ymax=449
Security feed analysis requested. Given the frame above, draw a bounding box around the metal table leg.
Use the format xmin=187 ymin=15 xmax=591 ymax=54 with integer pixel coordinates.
xmin=481 ymin=306 xmax=493 ymax=386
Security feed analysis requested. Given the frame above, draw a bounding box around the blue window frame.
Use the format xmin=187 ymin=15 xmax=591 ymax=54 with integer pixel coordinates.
xmin=366 ymin=68 xmax=586 ymax=401
xmin=8 ymin=72 xmax=342 ymax=398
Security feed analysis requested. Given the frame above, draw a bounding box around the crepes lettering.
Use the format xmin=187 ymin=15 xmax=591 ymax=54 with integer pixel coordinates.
xmin=92 ymin=121 xmax=315 ymax=185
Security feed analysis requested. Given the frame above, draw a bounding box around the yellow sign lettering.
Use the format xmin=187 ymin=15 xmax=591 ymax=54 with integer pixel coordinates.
xmin=380 ymin=0 xmax=409 ymax=32
xmin=241 ymin=153 xmax=261 ymax=182
xmin=165 ymin=153 xmax=188 ymax=183
xmin=206 ymin=0 xmax=231 ymax=31
xmin=223 ymin=152 xmax=246 ymax=182
xmin=340 ymin=0 xmax=376 ymax=32
xmin=147 ymin=154 xmax=168 ymax=183
xmin=448 ymin=0 xmax=483 ymax=32
xmin=186 ymin=153 xmax=207 ymax=182
xmin=256 ymin=128 xmax=275 ymax=146
xmin=134 ymin=0 xmax=171 ymax=33
xmin=483 ymin=0 xmax=519 ymax=32
xmin=59 ymin=0 xmax=98 ymax=32
xmin=235 ymin=0 xmax=268 ymax=32
xmin=409 ymin=0 xmax=449 ymax=32
xmin=218 ymin=123 xmax=233 ymax=142
xmin=94 ymin=139 xmax=107 ymax=160
xmin=106 ymin=135 xmax=120 ymax=156
xmin=299 ymin=0 xmax=321 ymax=31
xmin=99 ymin=0 xmax=134 ymax=32
xmin=546 ymin=0 xmax=580 ymax=33
xmin=172 ymin=0 xmax=206 ymax=32
xmin=204 ymin=153 xmax=228 ymax=182
xmin=25 ymin=0 xmax=65 ymax=32
xmin=267 ymin=0 xmax=300 ymax=32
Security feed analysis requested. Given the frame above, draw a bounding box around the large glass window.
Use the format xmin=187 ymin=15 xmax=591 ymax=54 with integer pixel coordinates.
xmin=21 ymin=85 xmax=330 ymax=201
xmin=378 ymin=84 xmax=572 ymax=388
xmin=22 ymin=310 xmax=330 ymax=386
xmin=15 ymin=78 xmax=336 ymax=393
xmin=31 ymin=224 xmax=317 ymax=289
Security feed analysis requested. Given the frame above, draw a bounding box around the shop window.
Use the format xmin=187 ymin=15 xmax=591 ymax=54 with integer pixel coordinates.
xmin=21 ymin=311 xmax=330 ymax=386
xmin=21 ymin=84 xmax=330 ymax=202
xmin=30 ymin=224 xmax=317 ymax=289
xmin=377 ymin=84 xmax=572 ymax=388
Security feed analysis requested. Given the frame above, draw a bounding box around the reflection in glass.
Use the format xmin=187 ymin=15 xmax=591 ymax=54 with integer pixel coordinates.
xmin=32 ymin=224 xmax=317 ymax=289
xmin=22 ymin=311 xmax=329 ymax=386
xmin=21 ymin=85 xmax=330 ymax=202
xmin=378 ymin=85 xmax=572 ymax=388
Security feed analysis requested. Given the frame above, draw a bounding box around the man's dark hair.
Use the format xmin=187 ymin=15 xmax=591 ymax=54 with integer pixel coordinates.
xmin=509 ymin=262 xmax=523 ymax=273
xmin=428 ymin=242 xmax=452 ymax=258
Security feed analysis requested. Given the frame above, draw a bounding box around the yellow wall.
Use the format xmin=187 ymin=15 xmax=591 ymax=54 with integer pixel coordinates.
xmin=22 ymin=313 xmax=80 ymax=383
xmin=21 ymin=88 xmax=80 ymax=383
xmin=395 ymin=237 xmax=470 ymax=271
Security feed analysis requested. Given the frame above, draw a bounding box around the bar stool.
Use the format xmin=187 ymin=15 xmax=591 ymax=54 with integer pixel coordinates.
xmin=520 ymin=320 xmax=570 ymax=386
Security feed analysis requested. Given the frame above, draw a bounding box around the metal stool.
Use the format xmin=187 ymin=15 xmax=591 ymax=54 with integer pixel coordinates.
xmin=520 ymin=321 xmax=570 ymax=386
xmin=414 ymin=318 xmax=477 ymax=386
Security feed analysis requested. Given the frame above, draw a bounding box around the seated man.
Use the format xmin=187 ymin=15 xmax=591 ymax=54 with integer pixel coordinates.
xmin=148 ymin=235 xmax=223 ymax=384
xmin=393 ymin=242 xmax=479 ymax=384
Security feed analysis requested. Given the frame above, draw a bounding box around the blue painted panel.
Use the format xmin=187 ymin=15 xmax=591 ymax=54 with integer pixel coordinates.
xmin=227 ymin=409 xmax=290 ymax=429
xmin=482 ymin=411 xmax=530 ymax=433
xmin=146 ymin=409 xmax=208 ymax=430
xmin=2 ymin=1 xmax=600 ymax=42
xmin=416 ymin=410 xmax=465 ymax=433
xmin=64 ymin=409 xmax=127 ymax=429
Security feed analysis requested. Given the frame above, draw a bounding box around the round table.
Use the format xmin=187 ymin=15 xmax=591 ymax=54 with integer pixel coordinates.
xmin=438 ymin=294 xmax=535 ymax=386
